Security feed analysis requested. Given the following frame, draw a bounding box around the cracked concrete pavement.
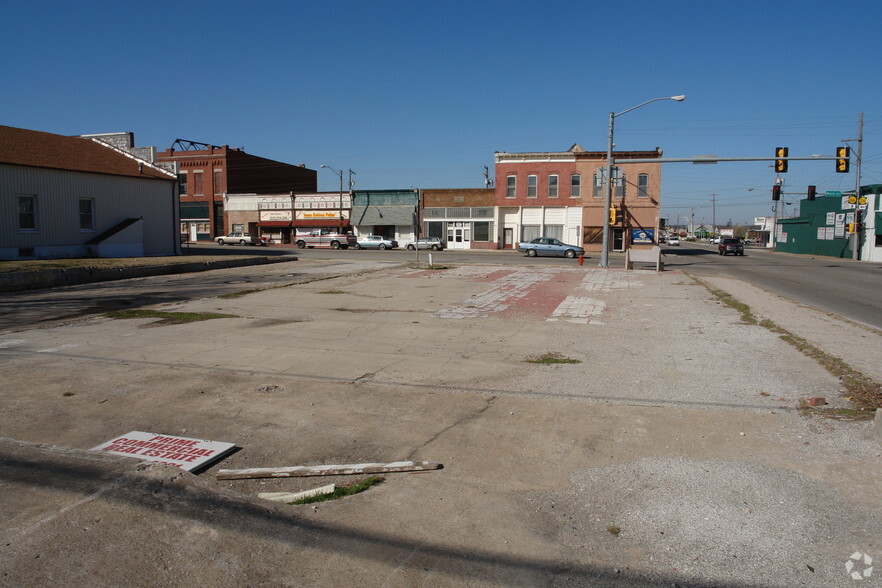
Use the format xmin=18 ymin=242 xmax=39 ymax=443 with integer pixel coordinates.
xmin=1 ymin=261 xmax=880 ymax=587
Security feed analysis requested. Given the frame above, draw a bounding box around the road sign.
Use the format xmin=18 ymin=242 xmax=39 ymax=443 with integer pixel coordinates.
xmin=825 ymin=191 xmax=842 ymax=197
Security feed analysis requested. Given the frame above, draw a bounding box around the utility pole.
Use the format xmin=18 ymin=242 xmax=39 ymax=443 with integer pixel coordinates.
xmin=853 ymin=113 xmax=863 ymax=261
xmin=710 ymin=194 xmax=717 ymax=239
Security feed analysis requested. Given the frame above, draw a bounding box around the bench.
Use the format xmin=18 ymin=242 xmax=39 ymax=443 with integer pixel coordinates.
xmin=625 ymin=246 xmax=663 ymax=271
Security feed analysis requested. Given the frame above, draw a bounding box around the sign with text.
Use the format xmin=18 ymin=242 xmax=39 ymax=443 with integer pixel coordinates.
xmin=91 ymin=431 xmax=236 ymax=472
xmin=631 ymin=229 xmax=654 ymax=244
xmin=260 ymin=210 xmax=293 ymax=221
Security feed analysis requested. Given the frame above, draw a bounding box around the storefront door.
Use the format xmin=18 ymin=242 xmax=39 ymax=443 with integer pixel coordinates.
xmin=613 ymin=228 xmax=625 ymax=251
xmin=447 ymin=224 xmax=470 ymax=250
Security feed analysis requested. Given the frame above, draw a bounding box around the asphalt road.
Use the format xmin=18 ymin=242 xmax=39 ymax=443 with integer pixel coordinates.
xmin=661 ymin=242 xmax=882 ymax=330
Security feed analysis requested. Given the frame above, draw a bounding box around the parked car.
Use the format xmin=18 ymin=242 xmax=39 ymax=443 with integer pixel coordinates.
xmin=354 ymin=235 xmax=398 ymax=250
xmin=517 ymin=237 xmax=584 ymax=258
xmin=406 ymin=237 xmax=445 ymax=251
xmin=294 ymin=229 xmax=356 ymax=249
xmin=668 ymin=236 xmax=680 ymax=246
xmin=216 ymin=232 xmax=266 ymax=246
xmin=718 ymin=237 xmax=744 ymax=256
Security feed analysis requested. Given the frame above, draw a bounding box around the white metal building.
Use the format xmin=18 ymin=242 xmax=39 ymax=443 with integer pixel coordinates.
xmin=0 ymin=125 xmax=179 ymax=260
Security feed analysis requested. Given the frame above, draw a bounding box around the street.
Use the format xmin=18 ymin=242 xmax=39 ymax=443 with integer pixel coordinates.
xmin=662 ymin=242 xmax=882 ymax=330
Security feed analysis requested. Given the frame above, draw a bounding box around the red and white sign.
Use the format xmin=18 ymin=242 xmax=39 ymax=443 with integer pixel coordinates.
xmin=91 ymin=431 xmax=236 ymax=472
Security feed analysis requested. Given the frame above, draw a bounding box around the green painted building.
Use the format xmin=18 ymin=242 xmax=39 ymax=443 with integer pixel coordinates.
xmin=775 ymin=185 xmax=881 ymax=258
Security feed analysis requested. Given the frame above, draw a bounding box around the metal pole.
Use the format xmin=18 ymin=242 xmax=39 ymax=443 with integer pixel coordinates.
xmin=853 ymin=112 xmax=863 ymax=261
xmin=711 ymin=194 xmax=717 ymax=239
xmin=601 ymin=111 xmax=614 ymax=267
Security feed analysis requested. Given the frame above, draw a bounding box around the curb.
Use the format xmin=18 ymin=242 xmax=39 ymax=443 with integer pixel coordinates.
xmin=0 ymin=255 xmax=299 ymax=293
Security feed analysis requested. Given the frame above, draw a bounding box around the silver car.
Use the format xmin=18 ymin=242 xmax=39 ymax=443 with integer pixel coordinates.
xmin=406 ymin=237 xmax=445 ymax=251
xmin=354 ymin=235 xmax=398 ymax=250
xmin=517 ymin=237 xmax=584 ymax=258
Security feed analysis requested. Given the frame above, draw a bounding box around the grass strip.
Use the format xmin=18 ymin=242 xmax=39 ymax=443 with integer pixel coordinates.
xmin=106 ymin=309 xmax=238 ymax=322
xmin=289 ymin=476 xmax=384 ymax=505
xmin=525 ymin=353 xmax=582 ymax=365
xmin=692 ymin=275 xmax=880 ymax=413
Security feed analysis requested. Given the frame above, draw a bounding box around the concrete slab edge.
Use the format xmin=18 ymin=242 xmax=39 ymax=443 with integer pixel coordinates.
xmin=0 ymin=255 xmax=298 ymax=293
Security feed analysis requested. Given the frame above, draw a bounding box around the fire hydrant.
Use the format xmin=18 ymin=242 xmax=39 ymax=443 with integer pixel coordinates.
xmin=578 ymin=254 xmax=584 ymax=266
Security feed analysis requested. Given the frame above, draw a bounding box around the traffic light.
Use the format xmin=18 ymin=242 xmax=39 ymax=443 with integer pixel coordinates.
xmin=772 ymin=185 xmax=781 ymax=201
xmin=609 ymin=207 xmax=617 ymax=225
xmin=807 ymin=185 xmax=816 ymax=200
xmin=847 ymin=223 xmax=859 ymax=234
xmin=836 ymin=147 xmax=850 ymax=173
xmin=775 ymin=147 xmax=789 ymax=173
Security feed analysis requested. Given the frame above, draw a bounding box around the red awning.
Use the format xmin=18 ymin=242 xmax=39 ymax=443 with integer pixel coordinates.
xmin=257 ymin=221 xmax=292 ymax=228
xmin=292 ymin=220 xmax=351 ymax=228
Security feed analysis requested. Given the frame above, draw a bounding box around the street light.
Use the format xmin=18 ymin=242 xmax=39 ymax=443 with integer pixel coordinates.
xmin=600 ymin=94 xmax=686 ymax=268
xmin=320 ymin=164 xmax=344 ymax=231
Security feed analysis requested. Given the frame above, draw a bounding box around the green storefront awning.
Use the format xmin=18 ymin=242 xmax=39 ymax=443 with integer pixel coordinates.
xmin=876 ymin=212 xmax=882 ymax=236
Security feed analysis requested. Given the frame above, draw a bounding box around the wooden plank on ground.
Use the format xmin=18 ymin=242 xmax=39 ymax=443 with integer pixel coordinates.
xmin=258 ymin=484 xmax=336 ymax=503
xmin=217 ymin=460 xmax=442 ymax=480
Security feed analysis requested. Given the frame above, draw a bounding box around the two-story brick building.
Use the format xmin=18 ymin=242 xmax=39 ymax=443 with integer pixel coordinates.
xmin=155 ymin=141 xmax=316 ymax=242
xmin=494 ymin=144 xmax=663 ymax=252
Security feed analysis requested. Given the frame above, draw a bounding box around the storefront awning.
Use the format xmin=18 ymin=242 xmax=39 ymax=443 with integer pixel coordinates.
xmin=257 ymin=221 xmax=292 ymax=228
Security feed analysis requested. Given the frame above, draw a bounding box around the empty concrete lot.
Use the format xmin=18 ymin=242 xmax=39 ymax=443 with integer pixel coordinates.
xmin=1 ymin=261 xmax=880 ymax=587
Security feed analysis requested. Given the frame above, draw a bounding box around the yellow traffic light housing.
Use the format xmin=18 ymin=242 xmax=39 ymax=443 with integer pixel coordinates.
xmin=775 ymin=147 xmax=788 ymax=173
xmin=836 ymin=147 xmax=850 ymax=173
xmin=609 ymin=207 xmax=617 ymax=225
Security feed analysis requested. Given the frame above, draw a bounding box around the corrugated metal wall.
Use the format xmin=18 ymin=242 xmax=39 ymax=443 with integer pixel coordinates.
xmin=1 ymin=164 xmax=176 ymax=256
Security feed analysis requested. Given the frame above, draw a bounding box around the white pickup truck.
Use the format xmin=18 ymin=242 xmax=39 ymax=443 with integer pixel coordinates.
xmin=294 ymin=229 xmax=357 ymax=249
xmin=216 ymin=232 xmax=266 ymax=246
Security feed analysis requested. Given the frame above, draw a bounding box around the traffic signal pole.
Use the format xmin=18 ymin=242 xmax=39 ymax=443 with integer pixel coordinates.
xmin=852 ymin=113 xmax=863 ymax=261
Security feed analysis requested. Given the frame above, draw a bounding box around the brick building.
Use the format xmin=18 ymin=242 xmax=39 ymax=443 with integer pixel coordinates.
xmin=421 ymin=188 xmax=495 ymax=250
xmin=494 ymin=144 xmax=663 ymax=252
xmin=155 ymin=141 xmax=316 ymax=241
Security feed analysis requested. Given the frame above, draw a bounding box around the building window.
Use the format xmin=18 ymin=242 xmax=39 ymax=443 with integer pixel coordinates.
xmin=638 ymin=174 xmax=649 ymax=198
xmin=544 ymin=225 xmax=564 ymax=241
xmin=527 ymin=175 xmax=537 ymax=198
xmin=214 ymin=169 xmax=223 ymax=195
xmin=79 ymin=198 xmax=95 ymax=231
xmin=18 ymin=195 xmax=37 ymax=230
xmin=521 ymin=225 xmax=541 ymax=241
xmin=506 ymin=175 xmax=516 ymax=198
xmin=548 ymin=175 xmax=558 ymax=198
xmin=177 ymin=172 xmax=187 ymax=195
xmin=570 ymin=174 xmax=581 ymax=197
xmin=473 ymin=221 xmax=492 ymax=241
xmin=193 ymin=172 xmax=204 ymax=195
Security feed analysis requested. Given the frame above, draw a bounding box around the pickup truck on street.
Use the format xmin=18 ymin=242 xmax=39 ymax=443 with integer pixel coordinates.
xmin=294 ymin=229 xmax=357 ymax=249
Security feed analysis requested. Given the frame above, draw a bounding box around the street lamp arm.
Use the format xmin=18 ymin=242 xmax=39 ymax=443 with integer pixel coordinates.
xmin=614 ymin=95 xmax=686 ymax=118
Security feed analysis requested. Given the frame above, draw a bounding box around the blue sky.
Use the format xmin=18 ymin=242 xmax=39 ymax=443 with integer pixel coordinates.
xmin=2 ymin=0 xmax=880 ymax=226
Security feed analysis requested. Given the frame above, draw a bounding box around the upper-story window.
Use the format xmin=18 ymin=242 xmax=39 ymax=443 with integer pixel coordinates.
xmin=527 ymin=175 xmax=537 ymax=198
xmin=193 ymin=171 xmax=204 ymax=195
xmin=548 ymin=175 xmax=558 ymax=198
xmin=506 ymin=175 xmax=516 ymax=198
xmin=638 ymin=174 xmax=649 ymax=198
xmin=177 ymin=172 xmax=187 ymax=195
xmin=214 ymin=169 xmax=223 ymax=196
xmin=570 ymin=174 xmax=581 ymax=197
